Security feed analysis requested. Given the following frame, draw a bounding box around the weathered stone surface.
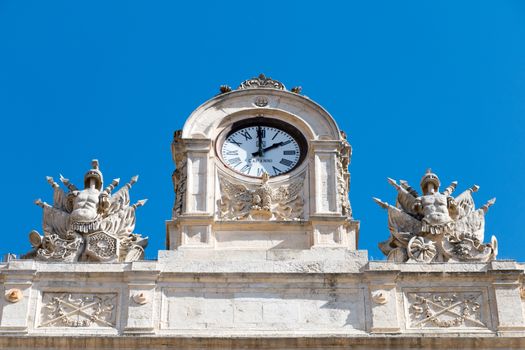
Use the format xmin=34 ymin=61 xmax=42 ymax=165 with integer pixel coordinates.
xmin=23 ymin=160 xmax=148 ymax=263
xmin=1 ymin=252 xmax=525 ymax=345
xmin=3 ymin=75 xmax=523 ymax=349
xmin=375 ymin=170 xmax=497 ymax=263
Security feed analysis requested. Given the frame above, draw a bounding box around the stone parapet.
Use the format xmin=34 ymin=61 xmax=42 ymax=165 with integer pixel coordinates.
xmin=1 ymin=251 xmax=525 ymax=349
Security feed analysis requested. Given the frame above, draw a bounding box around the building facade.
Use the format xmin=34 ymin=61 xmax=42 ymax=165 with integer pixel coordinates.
xmin=1 ymin=75 xmax=524 ymax=349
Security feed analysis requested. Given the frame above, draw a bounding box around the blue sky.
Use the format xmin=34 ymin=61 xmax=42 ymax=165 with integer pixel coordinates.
xmin=1 ymin=1 xmax=524 ymax=261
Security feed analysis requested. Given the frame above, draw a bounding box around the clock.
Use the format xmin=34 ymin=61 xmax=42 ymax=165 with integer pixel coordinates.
xmin=219 ymin=119 xmax=307 ymax=177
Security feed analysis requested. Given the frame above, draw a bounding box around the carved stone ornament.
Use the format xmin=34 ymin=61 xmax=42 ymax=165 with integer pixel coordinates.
xmin=374 ymin=169 xmax=497 ymax=263
xmin=22 ymin=160 xmax=148 ymax=263
xmin=371 ymin=290 xmax=388 ymax=305
xmin=407 ymin=292 xmax=485 ymax=328
xmin=238 ymin=73 xmax=286 ymax=90
xmin=172 ymin=130 xmax=187 ymax=218
xmin=219 ymin=172 xmax=304 ymax=221
xmin=132 ymin=292 xmax=148 ymax=305
xmin=5 ymin=288 xmax=23 ymax=303
xmin=40 ymin=293 xmax=117 ymax=328
xmin=337 ymin=132 xmax=352 ymax=217
xmin=253 ymin=96 xmax=269 ymax=107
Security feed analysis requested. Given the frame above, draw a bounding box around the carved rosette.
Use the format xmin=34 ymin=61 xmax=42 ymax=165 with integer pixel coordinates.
xmin=40 ymin=293 xmax=117 ymax=328
xmin=85 ymin=232 xmax=118 ymax=261
xmin=407 ymin=236 xmax=437 ymax=263
xmin=238 ymin=73 xmax=286 ymax=90
xmin=406 ymin=292 xmax=485 ymax=329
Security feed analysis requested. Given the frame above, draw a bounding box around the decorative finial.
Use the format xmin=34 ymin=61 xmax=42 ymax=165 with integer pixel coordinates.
xmin=219 ymin=85 xmax=232 ymax=94
xmin=291 ymin=86 xmax=302 ymax=94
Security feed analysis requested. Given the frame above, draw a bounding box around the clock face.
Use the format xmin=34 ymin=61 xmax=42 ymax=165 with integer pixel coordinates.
xmin=221 ymin=125 xmax=303 ymax=177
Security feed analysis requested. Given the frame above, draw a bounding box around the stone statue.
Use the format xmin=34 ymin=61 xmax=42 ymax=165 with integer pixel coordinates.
xmin=374 ymin=169 xmax=497 ymax=263
xmin=23 ymin=160 xmax=148 ymax=262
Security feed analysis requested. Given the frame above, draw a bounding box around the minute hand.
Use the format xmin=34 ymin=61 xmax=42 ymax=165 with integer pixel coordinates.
xmin=251 ymin=142 xmax=284 ymax=156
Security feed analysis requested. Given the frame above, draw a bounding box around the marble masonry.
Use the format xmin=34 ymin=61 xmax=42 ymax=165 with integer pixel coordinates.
xmin=1 ymin=74 xmax=525 ymax=349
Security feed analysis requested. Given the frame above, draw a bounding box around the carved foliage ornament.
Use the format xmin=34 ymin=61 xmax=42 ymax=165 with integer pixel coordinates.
xmin=172 ymin=130 xmax=187 ymax=218
xmin=40 ymin=293 xmax=117 ymax=328
xmin=407 ymin=292 xmax=485 ymax=328
xmin=374 ymin=169 xmax=497 ymax=263
xmin=219 ymin=172 xmax=305 ymax=221
xmin=337 ymin=132 xmax=352 ymax=218
xmin=23 ymin=160 xmax=148 ymax=263
xmin=238 ymin=73 xmax=286 ymax=90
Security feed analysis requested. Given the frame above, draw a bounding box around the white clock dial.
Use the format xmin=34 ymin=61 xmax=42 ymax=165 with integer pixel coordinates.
xmin=221 ymin=125 xmax=302 ymax=177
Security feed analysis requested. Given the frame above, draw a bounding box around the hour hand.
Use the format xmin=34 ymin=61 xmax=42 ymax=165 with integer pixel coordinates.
xmin=251 ymin=142 xmax=283 ymax=156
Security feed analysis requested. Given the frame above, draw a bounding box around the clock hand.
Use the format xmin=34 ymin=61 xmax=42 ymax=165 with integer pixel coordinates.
xmin=251 ymin=141 xmax=284 ymax=156
xmin=257 ymin=126 xmax=264 ymax=157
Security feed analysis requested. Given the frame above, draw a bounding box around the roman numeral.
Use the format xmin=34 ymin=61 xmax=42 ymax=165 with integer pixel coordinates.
xmin=229 ymin=139 xmax=242 ymax=146
xmin=240 ymin=130 xmax=252 ymax=140
xmin=224 ymin=150 xmax=238 ymax=155
xmin=240 ymin=164 xmax=251 ymax=173
xmin=272 ymin=166 xmax=282 ymax=174
xmin=280 ymin=159 xmax=293 ymax=167
xmin=260 ymin=129 xmax=266 ymax=138
xmin=283 ymin=150 xmax=296 ymax=155
xmin=229 ymin=157 xmax=242 ymax=167
xmin=257 ymin=168 xmax=263 ymax=176
xmin=272 ymin=132 xmax=279 ymax=140
xmin=282 ymin=140 xmax=291 ymax=146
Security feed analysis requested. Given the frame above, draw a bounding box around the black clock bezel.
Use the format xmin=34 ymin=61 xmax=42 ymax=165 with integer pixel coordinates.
xmin=218 ymin=117 xmax=308 ymax=178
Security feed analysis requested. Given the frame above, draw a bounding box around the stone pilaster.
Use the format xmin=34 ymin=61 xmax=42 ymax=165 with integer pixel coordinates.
xmin=123 ymin=262 xmax=160 ymax=334
xmin=365 ymin=263 xmax=401 ymax=333
xmin=0 ymin=260 xmax=36 ymax=333
xmin=489 ymin=260 xmax=525 ymax=332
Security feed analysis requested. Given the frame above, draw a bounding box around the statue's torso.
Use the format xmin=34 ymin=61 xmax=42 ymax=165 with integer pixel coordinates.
xmin=70 ymin=188 xmax=100 ymax=222
xmin=421 ymin=193 xmax=451 ymax=224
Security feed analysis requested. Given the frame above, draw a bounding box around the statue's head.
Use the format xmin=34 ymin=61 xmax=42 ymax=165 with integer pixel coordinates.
xmin=420 ymin=168 xmax=440 ymax=194
xmin=84 ymin=159 xmax=103 ymax=190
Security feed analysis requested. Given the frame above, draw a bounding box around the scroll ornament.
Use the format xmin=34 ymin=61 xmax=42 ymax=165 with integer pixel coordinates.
xmin=23 ymin=160 xmax=148 ymax=262
xmin=374 ymin=169 xmax=497 ymax=263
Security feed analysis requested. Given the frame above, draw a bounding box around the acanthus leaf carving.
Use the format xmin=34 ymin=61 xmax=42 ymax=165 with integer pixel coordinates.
xmin=219 ymin=172 xmax=304 ymax=221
